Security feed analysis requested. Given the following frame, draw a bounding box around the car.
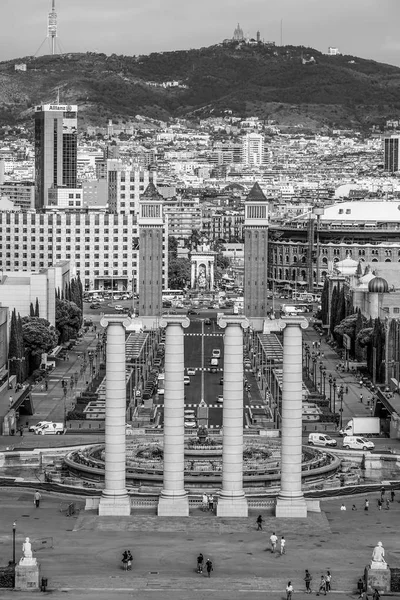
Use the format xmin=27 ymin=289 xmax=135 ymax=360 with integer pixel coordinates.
xmin=187 ymin=367 xmax=196 ymax=376
xmin=29 ymin=420 xmax=52 ymax=433
xmin=212 ymin=349 xmax=221 ymax=358
xmin=244 ymin=360 xmax=252 ymax=369
xmin=184 ymin=375 xmax=191 ymax=385
xmin=219 ymin=377 xmax=223 ymax=385
xmin=90 ymin=303 xmax=101 ymax=309
xmin=308 ymin=433 xmax=337 ymax=447
xmin=153 ymin=359 xmax=162 ymax=367
xmin=217 ymin=395 xmax=224 ymax=403
xmin=342 ymin=436 xmax=375 ymax=451
xmin=204 ymin=318 xmax=211 ymax=326
xmin=184 ymin=409 xmax=195 ymax=417
xmin=187 ymin=309 xmax=199 ymax=315
xmin=184 ymin=420 xmax=197 ymax=428
xmin=114 ymin=305 xmax=124 ymax=311
xmin=210 ymin=366 xmax=218 ymax=374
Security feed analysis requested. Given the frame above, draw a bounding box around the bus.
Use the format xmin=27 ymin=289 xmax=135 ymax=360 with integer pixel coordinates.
xmin=292 ymin=291 xmax=314 ymax=303
xmin=162 ymin=289 xmax=185 ymax=301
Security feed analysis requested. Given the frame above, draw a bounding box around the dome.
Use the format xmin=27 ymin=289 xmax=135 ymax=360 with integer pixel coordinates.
xmin=335 ymin=255 xmax=359 ymax=276
xmin=368 ymin=277 xmax=389 ymax=293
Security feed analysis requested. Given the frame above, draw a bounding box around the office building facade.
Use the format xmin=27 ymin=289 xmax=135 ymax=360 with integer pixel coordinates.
xmin=34 ymin=104 xmax=78 ymax=209
xmin=384 ymin=135 xmax=400 ymax=172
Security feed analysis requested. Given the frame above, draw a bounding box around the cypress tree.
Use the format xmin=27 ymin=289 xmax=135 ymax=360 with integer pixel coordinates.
xmin=30 ymin=303 xmax=35 ymax=317
xmin=321 ymin=278 xmax=329 ymax=325
xmin=34 ymin=298 xmax=40 ymax=317
xmin=330 ymin=286 xmax=338 ymax=335
xmin=17 ymin=314 xmax=26 ymax=382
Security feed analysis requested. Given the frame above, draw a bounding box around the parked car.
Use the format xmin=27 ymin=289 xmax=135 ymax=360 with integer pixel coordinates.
xmin=217 ymin=395 xmax=223 ymax=403
xmin=187 ymin=309 xmax=199 ymax=315
xmin=187 ymin=367 xmax=196 ymax=376
xmin=212 ymin=349 xmax=221 ymax=358
xmin=219 ymin=377 xmax=223 ymax=385
xmin=204 ymin=318 xmax=211 ymax=326
xmin=90 ymin=303 xmax=101 ymax=309
xmin=29 ymin=421 xmax=52 ymax=433
xmin=184 ymin=375 xmax=191 ymax=385
xmin=184 ymin=419 xmax=197 ymax=428
xmin=35 ymin=422 xmax=65 ymax=435
xmin=308 ymin=433 xmax=337 ymax=447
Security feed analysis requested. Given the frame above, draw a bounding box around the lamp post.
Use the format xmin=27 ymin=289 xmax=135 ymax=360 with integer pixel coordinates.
xmin=319 ymin=361 xmax=324 ymax=392
xmin=338 ymin=386 xmax=345 ymax=430
xmin=312 ymin=354 xmax=317 ymax=388
xmin=322 ymin=367 xmax=327 ymax=398
xmin=304 ymin=346 xmax=310 ymax=377
xmin=332 ymin=378 xmax=337 ymax=415
xmin=88 ymin=351 xmax=94 ymax=387
xmin=328 ymin=374 xmax=333 ymax=410
xmin=12 ymin=521 xmax=16 ymax=566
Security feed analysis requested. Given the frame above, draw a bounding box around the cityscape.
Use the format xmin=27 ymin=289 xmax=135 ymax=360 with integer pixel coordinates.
xmin=0 ymin=2 xmax=399 ymax=598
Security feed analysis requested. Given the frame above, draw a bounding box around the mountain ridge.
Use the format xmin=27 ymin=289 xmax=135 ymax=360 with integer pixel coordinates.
xmin=1 ymin=43 xmax=400 ymax=129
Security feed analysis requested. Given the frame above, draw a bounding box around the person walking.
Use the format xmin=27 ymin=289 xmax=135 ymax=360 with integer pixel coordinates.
xmin=357 ymin=578 xmax=365 ymax=599
xmin=208 ymin=494 xmax=214 ymax=513
xmin=34 ymin=490 xmax=41 ymax=508
xmin=364 ymin=499 xmax=369 ymax=511
xmin=377 ymin=498 xmax=382 ymax=511
xmin=202 ymin=493 xmax=208 ymax=511
xmin=304 ymin=570 xmax=313 ymax=594
xmin=340 ymin=503 xmax=346 ymax=511
xmin=270 ymin=532 xmax=278 ymax=553
xmin=391 ymin=489 xmax=395 ymax=502
xmin=197 ymin=553 xmax=204 ymax=574
xmin=19 ymin=426 xmax=23 ymax=437
xmin=280 ymin=536 xmax=286 ymax=555
xmin=205 ymin=558 xmax=213 ymax=577
xmin=126 ymin=550 xmax=133 ymax=571
xmin=122 ymin=550 xmax=128 ymax=571
xmin=360 ymin=394 xmax=363 ymax=403
xmin=386 ymin=498 xmax=390 ymax=510
xmin=286 ymin=581 xmax=294 ymax=600
xmin=45 ymin=380 xmax=48 ymax=391
xmin=256 ymin=514 xmax=264 ymax=531
xmin=325 ymin=571 xmax=332 ymax=592
xmin=317 ymin=575 xmax=327 ymax=596
xmin=380 ymin=486 xmax=385 ymax=501
xmin=372 ymin=588 xmax=380 ymax=600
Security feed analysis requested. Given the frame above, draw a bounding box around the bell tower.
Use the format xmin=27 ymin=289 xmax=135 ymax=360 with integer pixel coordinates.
xmin=243 ymin=182 xmax=269 ymax=320
xmin=138 ymin=183 xmax=164 ymax=317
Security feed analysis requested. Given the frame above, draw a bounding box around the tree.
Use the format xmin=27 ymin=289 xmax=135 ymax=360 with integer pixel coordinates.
xmin=329 ymin=286 xmax=338 ymax=335
xmin=354 ymin=309 xmax=365 ymax=361
xmin=34 ymin=298 xmax=40 ymax=317
xmin=168 ymin=258 xmax=191 ymax=289
xmin=168 ymin=236 xmax=178 ymax=260
xmin=185 ymin=229 xmax=202 ymax=251
xmin=21 ymin=317 xmax=58 ymax=373
xmin=320 ymin=278 xmax=329 ymax=325
xmin=29 ymin=303 xmax=35 ymax=317
xmin=55 ymin=299 xmax=82 ymax=343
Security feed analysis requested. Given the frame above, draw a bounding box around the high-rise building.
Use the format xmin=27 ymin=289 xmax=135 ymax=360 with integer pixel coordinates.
xmin=243 ymin=183 xmax=269 ymax=318
xmin=34 ymin=103 xmax=78 ymax=209
xmin=242 ymin=133 xmax=265 ymax=166
xmin=384 ymin=134 xmax=400 ymax=172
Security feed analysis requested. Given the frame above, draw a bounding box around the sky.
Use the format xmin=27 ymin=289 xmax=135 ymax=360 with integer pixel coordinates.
xmin=0 ymin=0 xmax=399 ymax=67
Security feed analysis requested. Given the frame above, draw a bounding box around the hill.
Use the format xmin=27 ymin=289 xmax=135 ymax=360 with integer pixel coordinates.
xmin=1 ymin=43 xmax=400 ymax=129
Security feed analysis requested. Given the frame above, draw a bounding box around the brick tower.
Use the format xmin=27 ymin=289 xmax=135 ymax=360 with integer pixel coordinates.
xmin=243 ymin=182 xmax=269 ymax=320
xmin=138 ymin=183 xmax=164 ymax=317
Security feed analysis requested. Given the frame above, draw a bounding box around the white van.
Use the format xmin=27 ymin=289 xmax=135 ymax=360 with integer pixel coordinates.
xmin=35 ymin=422 xmax=65 ymax=435
xmin=212 ymin=349 xmax=221 ymax=358
xmin=308 ymin=433 xmax=337 ymax=447
xmin=342 ymin=436 xmax=375 ymax=451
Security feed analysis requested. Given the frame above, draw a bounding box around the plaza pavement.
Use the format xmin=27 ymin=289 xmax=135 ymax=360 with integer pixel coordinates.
xmin=0 ymin=487 xmax=399 ymax=599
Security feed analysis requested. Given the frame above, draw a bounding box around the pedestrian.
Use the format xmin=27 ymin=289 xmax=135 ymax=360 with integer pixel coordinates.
xmin=317 ymin=575 xmax=327 ymax=596
xmin=352 ymin=504 xmax=357 ymax=511
xmin=377 ymin=498 xmax=382 ymax=511
xmin=45 ymin=380 xmax=48 ymax=391
xmin=202 ymin=493 xmax=208 ymax=511
xmin=357 ymin=578 xmax=364 ymax=599
xmin=390 ymin=490 xmax=395 ymax=502
xmin=270 ymin=532 xmax=278 ymax=553
xmin=345 ymin=385 xmax=349 ymax=394
xmin=205 ymin=558 xmax=213 ymax=577
xmin=364 ymin=499 xmax=369 ymax=511
xmin=122 ymin=550 xmax=128 ymax=571
xmin=304 ymin=570 xmax=313 ymax=594
xmin=360 ymin=394 xmax=363 ymax=403
xmin=286 ymin=581 xmax=294 ymax=600
xmin=197 ymin=553 xmax=204 ymax=573
xmin=325 ymin=571 xmax=332 ymax=592
xmin=280 ymin=536 xmax=286 ymax=555
xmin=208 ymin=494 xmax=214 ymax=512
xmin=126 ymin=550 xmax=133 ymax=571
xmin=380 ymin=486 xmax=385 ymax=501
xmin=19 ymin=426 xmax=23 ymax=437
xmin=386 ymin=498 xmax=390 ymax=510
xmin=40 ymin=383 xmax=44 ymax=392
xmin=34 ymin=490 xmax=41 ymax=508
xmin=321 ymin=352 xmax=325 ymax=359
xmin=256 ymin=514 xmax=263 ymax=531
xmin=372 ymin=588 xmax=380 ymax=600
xmin=9 ymin=395 xmax=13 ymax=406
xmin=340 ymin=503 xmax=346 ymax=511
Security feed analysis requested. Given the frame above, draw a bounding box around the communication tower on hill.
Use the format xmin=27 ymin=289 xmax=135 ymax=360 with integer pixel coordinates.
xmin=48 ymin=0 xmax=58 ymax=55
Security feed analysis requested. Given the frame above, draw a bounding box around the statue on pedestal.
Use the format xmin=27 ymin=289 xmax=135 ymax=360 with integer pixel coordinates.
xmin=371 ymin=541 xmax=387 ymax=570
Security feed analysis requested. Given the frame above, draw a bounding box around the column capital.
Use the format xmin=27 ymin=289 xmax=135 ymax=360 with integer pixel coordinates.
xmin=217 ymin=315 xmax=249 ymax=330
xmin=159 ymin=315 xmax=190 ymax=329
xmin=100 ymin=314 xmax=132 ymax=329
xmin=263 ymin=316 xmax=308 ymax=334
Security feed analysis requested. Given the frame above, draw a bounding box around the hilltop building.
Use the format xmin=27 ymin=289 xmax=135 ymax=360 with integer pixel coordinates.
xmin=34 ymin=103 xmax=78 ymax=209
xmin=233 ymin=23 xmax=244 ymax=41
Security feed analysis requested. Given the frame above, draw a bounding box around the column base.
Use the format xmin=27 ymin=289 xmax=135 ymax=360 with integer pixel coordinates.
xmin=365 ymin=566 xmax=391 ymax=593
xmin=275 ymin=496 xmax=307 ymax=518
xmin=157 ymin=492 xmax=189 ymax=516
xmin=216 ymin=494 xmax=248 ymax=517
xmin=15 ymin=560 xmax=40 ymax=590
xmin=98 ymin=493 xmax=131 ymax=516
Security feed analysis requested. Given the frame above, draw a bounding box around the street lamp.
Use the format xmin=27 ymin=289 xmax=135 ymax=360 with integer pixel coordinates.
xmin=332 ymin=377 xmax=337 ymax=415
xmin=312 ymin=354 xmax=317 ymax=388
xmin=11 ymin=521 xmax=16 ymax=566
xmin=88 ymin=351 xmax=94 ymax=386
xmin=319 ymin=361 xmax=324 ymax=392
xmin=328 ymin=374 xmax=333 ymax=409
xmin=338 ymin=386 xmax=345 ymax=430
xmin=322 ymin=367 xmax=327 ymax=398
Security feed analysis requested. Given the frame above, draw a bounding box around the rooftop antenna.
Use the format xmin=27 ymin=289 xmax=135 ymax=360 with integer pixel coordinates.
xmin=48 ymin=0 xmax=58 ymax=55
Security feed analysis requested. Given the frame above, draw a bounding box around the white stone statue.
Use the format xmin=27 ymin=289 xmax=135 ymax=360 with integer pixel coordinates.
xmin=20 ymin=536 xmax=36 ymax=565
xmin=22 ymin=537 xmax=32 ymax=559
xmin=371 ymin=541 xmax=387 ymax=569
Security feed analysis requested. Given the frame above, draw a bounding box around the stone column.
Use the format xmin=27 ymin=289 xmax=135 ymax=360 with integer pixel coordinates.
xmin=210 ymin=260 xmax=214 ymax=290
xmin=275 ymin=316 xmax=308 ymax=518
xmin=217 ymin=315 xmax=249 ymax=517
xmin=191 ymin=260 xmax=195 ymax=289
xmin=158 ymin=315 xmax=190 ymax=516
xmin=98 ymin=314 xmax=131 ymax=516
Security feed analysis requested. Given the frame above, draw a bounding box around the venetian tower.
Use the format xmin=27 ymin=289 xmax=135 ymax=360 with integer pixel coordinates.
xmin=138 ymin=183 xmax=164 ymax=317
xmin=243 ymin=183 xmax=269 ymax=322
